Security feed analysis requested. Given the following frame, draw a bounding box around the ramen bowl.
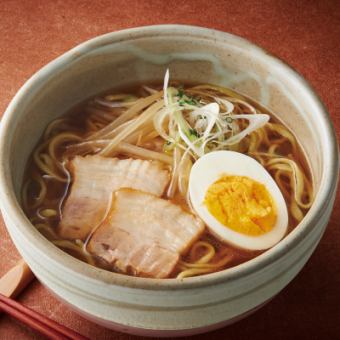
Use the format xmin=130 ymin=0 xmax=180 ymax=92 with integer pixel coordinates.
xmin=0 ymin=25 xmax=338 ymax=337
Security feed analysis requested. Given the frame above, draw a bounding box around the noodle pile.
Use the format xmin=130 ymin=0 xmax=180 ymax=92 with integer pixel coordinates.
xmin=22 ymin=79 xmax=313 ymax=279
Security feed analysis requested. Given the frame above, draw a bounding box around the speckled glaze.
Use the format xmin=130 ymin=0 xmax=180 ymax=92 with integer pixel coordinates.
xmin=0 ymin=25 xmax=338 ymax=337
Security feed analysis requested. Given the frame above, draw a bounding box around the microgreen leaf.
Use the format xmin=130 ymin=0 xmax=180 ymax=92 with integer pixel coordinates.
xmin=189 ymin=128 xmax=199 ymax=138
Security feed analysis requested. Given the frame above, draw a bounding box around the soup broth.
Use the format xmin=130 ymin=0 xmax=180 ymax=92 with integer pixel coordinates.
xmin=22 ymin=79 xmax=313 ymax=279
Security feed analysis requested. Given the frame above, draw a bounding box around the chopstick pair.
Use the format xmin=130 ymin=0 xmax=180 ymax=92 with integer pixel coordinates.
xmin=0 ymin=292 xmax=88 ymax=339
xmin=0 ymin=259 xmax=88 ymax=339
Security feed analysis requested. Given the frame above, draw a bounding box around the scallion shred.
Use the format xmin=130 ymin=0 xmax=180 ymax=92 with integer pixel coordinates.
xmin=156 ymin=69 xmax=270 ymax=157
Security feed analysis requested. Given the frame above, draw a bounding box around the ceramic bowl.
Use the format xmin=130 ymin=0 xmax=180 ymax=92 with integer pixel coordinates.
xmin=0 ymin=25 xmax=338 ymax=337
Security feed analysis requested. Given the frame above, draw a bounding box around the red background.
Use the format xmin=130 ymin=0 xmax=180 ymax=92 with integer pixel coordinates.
xmin=0 ymin=0 xmax=339 ymax=339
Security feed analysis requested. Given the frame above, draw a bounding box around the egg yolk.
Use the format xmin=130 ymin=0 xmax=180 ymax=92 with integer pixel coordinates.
xmin=204 ymin=175 xmax=277 ymax=236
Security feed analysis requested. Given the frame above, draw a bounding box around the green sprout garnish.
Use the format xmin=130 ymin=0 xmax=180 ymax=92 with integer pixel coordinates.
xmin=189 ymin=128 xmax=199 ymax=138
xmin=177 ymin=88 xmax=201 ymax=107
xmin=177 ymin=87 xmax=184 ymax=98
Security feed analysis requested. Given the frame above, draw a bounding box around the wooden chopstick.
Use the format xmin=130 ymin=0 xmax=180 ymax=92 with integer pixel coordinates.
xmin=0 ymin=293 xmax=89 ymax=340
xmin=0 ymin=259 xmax=35 ymax=298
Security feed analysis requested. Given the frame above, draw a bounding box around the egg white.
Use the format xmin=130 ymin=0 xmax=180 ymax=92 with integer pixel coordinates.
xmin=189 ymin=151 xmax=289 ymax=251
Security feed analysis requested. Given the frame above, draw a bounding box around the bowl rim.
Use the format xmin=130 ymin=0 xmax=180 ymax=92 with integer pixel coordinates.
xmin=0 ymin=24 xmax=338 ymax=291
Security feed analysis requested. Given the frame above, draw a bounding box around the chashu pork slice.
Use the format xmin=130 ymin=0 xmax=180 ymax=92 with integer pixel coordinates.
xmin=59 ymin=155 xmax=169 ymax=240
xmin=88 ymin=189 xmax=205 ymax=278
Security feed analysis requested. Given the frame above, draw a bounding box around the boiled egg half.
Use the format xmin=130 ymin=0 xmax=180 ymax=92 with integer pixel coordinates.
xmin=189 ymin=151 xmax=288 ymax=250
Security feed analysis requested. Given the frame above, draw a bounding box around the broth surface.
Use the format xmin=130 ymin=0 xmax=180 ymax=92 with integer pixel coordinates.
xmin=22 ymin=82 xmax=313 ymax=278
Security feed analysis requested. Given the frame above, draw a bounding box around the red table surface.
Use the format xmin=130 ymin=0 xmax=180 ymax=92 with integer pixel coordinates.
xmin=0 ymin=0 xmax=339 ymax=339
